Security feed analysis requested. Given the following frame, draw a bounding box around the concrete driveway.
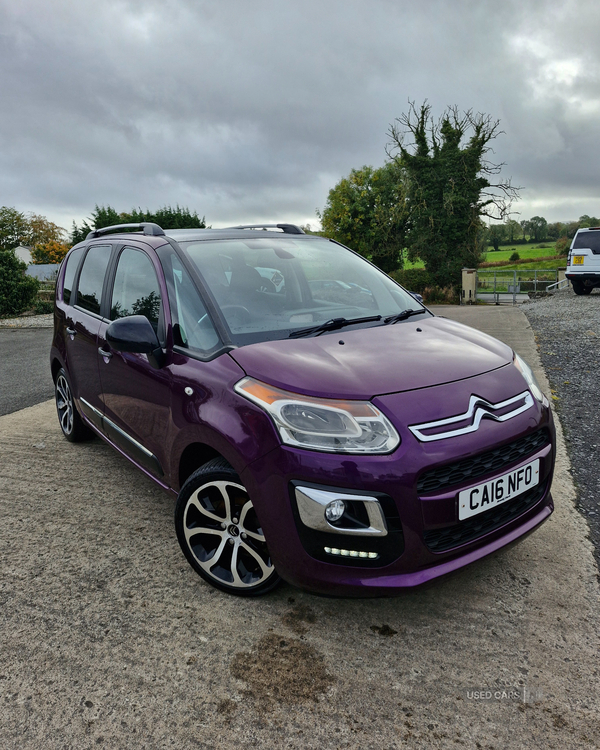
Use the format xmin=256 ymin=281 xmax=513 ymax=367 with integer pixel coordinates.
xmin=0 ymin=306 xmax=598 ymax=749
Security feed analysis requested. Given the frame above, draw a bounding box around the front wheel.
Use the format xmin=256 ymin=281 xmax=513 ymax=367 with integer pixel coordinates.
xmin=175 ymin=458 xmax=280 ymax=596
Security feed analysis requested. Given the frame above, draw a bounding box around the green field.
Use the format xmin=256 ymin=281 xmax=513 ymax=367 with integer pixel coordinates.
xmin=488 ymin=258 xmax=565 ymax=271
xmin=402 ymin=244 xmax=561 ymax=271
xmin=483 ymin=245 xmax=555 ymax=261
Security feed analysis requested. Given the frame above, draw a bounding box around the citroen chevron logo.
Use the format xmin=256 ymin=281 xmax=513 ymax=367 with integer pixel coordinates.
xmin=409 ymin=391 xmax=534 ymax=442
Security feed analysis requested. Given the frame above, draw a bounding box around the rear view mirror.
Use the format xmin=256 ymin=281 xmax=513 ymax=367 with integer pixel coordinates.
xmin=106 ymin=315 xmax=165 ymax=368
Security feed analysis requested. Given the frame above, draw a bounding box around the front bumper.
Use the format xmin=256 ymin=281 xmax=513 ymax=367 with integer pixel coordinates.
xmin=239 ymin=374 xmax=555 ymax=597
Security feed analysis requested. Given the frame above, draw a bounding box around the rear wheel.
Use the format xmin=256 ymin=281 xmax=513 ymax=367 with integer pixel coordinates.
xmin=54 ymin=368 xmax=93 ymax=442
xmin=175 ymin=458 xmax=280 ymax=596
xmin=572 ymin=279 xmax=592 ymax=295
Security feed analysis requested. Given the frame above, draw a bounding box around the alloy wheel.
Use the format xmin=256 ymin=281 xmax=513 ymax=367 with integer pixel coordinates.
xmin=179 ymin=476 xmax=277 ymax=593
xmin=56 ymin=372 xmax=74 ymax=436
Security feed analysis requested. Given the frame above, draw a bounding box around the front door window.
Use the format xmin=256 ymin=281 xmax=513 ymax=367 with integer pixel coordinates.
xmin=110 ymin=246 xmax=163 ymax=339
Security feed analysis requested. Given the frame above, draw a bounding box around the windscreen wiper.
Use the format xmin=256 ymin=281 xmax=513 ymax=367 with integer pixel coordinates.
xmin=383 ymin=309 xmax=424 ymax=325
xmin=289 ymin=315 xmax=382 ymax=338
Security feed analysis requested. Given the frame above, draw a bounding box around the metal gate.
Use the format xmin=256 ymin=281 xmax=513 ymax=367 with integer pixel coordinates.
xmin=474 ymin=269 xmax=559 ymax=304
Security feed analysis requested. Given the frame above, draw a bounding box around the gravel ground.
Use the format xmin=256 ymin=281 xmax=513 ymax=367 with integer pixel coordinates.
xmin=0 ymin=313 xmax=53 ymax=328
xmin=523 ymin=287 xmax=600 ymax=569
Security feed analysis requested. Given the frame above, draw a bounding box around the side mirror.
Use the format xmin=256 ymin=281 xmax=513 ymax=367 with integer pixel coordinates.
xmin=106 ymin=315 xmax=165 ymax=368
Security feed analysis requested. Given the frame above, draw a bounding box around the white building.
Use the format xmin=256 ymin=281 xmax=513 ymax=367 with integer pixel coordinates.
xmin=13 ymin=245 xmax=33 ymax=264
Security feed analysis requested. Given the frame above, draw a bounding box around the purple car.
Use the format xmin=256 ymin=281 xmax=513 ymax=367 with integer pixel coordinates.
xmin=51 ymin=223 xmax=555 ymax=596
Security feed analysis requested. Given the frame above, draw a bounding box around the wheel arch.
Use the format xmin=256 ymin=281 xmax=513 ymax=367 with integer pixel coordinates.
xmin=178 ymin=442 xmax=233 ymax=490
xmin=51 ymin=357 xmax=63 ymax=383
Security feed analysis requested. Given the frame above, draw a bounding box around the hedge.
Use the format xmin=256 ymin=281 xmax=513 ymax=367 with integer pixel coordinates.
xmin=389 ymin=268 xmax=433 ymax=294
xmin=0 ymin=250 xmax=40 ymax=317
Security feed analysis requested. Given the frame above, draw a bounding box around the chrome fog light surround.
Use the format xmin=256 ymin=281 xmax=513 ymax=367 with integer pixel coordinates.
xmin=295 ymin=486 xmax=388 ymax=536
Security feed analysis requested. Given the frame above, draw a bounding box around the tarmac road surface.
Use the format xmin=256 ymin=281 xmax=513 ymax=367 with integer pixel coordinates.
xmin=0 ymin=327 xmax=54 ymax=416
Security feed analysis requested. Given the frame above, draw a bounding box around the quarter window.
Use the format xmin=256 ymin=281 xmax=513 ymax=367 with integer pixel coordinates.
xmin=76 ymin=245 xmax=111 ymax=315
xmin=159 ymin=248 xmax=220 ymax=354
xmin=110 ymin=247 xmax=162 ymax=332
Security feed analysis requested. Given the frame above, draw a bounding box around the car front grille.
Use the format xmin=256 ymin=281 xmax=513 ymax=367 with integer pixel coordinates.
xmin=423 ymin=481 xmax=548 ymax=553
xmin=416 ymin=428 xmax=550 ymax=495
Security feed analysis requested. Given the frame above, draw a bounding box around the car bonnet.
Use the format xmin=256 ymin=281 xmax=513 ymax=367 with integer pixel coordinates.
xmin=228 ymin=316 xmax=514 ymax=400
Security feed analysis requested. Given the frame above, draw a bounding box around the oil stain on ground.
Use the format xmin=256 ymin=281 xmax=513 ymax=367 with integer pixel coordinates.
xmin=280 ymin=604 xmax=317 ymax=634
xmin=231 ymin=633 xmax=334 ymax=708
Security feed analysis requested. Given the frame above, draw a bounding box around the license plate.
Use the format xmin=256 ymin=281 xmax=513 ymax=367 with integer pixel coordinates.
xmin=458 ymin=459 xmax=540 ymax=520
xmin=573 ymin=255 xmax=584 ymax=265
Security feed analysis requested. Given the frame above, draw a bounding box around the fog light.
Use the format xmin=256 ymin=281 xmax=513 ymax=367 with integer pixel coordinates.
xmin=324 ymin=546 xmax=379 ymax=560
xmin=324 ymin=499 xmax=346 ymax=523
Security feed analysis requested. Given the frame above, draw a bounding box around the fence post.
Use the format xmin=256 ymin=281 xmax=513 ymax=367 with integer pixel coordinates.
xmin=534 ymin=270 xmax=537 ymax=294
xmin=494 ymin=271 xmax=497 ymax=304
xmin=513 ymin=270 xmax=517 ymax=305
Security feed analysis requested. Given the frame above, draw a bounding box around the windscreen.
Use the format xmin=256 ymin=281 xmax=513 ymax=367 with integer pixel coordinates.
xmin=178 ymin=237 xmax=427 ymax=344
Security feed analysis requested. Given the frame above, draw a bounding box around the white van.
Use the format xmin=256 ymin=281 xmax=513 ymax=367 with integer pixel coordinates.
xmin=566 ymin=227 xmax=600 ymax=294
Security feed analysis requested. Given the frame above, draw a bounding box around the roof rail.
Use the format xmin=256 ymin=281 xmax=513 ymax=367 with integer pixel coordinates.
xmin=86 ymin=222 xmax=165 ymax=240
xmin=229 ymin=223 xmax=305 ymax=235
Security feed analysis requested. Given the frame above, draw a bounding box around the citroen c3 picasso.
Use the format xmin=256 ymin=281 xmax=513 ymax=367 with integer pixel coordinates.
xmin=51 ymin=222 xmax=555 ymax=596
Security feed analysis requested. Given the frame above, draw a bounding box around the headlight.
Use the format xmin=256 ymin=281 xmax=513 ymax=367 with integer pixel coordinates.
xmin=513 ymin=353 xmax=546 ymax=404
xmin=235 ymin=377 xmax=400 ymax=454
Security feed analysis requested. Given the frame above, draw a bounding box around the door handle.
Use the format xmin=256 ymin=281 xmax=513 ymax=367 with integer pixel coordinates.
xmin=98 ymin=347 xmax=113 ymax=360
xmin=66 ymin=327 xmax=76 ymax=336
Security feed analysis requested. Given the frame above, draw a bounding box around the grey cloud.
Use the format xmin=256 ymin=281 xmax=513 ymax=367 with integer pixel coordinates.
xmin=1 ymin=0 xmax=599 ymax=229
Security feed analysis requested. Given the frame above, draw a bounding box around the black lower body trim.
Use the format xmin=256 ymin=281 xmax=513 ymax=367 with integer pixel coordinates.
xmin=423 ymin=480 xmax=548 ymax=554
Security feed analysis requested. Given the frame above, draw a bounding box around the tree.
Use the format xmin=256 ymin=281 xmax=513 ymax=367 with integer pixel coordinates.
xmin=555 ymin=237 xmax=570 ymax=256
xmin=28 ymin=214 xmax=67 ymax=246
xmin=0 ymin=207 xmax=30 ymax=251
xmin=505 ymin=219 xmax=522 ymax=243
xmin=31 ymin=240 xmax=71 ymax=264
xmin=71 ymin=204 xmax=207 ymax=244
xmin=387 ymin=102 xmax=520 ymax=287
xmin=487 ymin=223 xmax=507 ymax=251
xmin=0 ymin=207 xmax=68 ymax=253
xmin=547 ymin=222 xmax=564 ymax=241
xmin=70 ymin=220 xmax=93 ymax=245
xmin=318 ymin=162 xmax=408 ymax=273
xmin=528 ymin=216 xmax=548 ymax=243
xmin=0 ymin=250 xmax=39 ymax=316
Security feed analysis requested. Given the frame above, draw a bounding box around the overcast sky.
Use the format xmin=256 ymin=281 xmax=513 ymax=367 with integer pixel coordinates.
xmin=1 ymin=0 xmax=599 ymax=233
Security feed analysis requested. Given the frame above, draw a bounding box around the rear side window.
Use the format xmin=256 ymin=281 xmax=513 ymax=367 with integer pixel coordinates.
xmin=110 ymin=247 xmax=162 ymax=332
xmin=573 ymin=231 xmax=600 ymax=254
xmin=62 ymin=247 xmax=85 ymax=304
xmin=76 ymin=245 xmax=111 ymax=315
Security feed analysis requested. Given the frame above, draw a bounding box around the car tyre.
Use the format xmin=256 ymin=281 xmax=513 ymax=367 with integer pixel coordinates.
xmin=572 ymin=280 xmax=588 ymax=295
xmin=55 ymin=368 xmax=93 ymax=442
xmin=175 ymin=457 xmax=281 ymax=596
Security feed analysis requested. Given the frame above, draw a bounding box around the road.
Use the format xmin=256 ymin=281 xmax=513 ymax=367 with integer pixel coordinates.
xmin=0 ymin=327 xmax=54 ymax=415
